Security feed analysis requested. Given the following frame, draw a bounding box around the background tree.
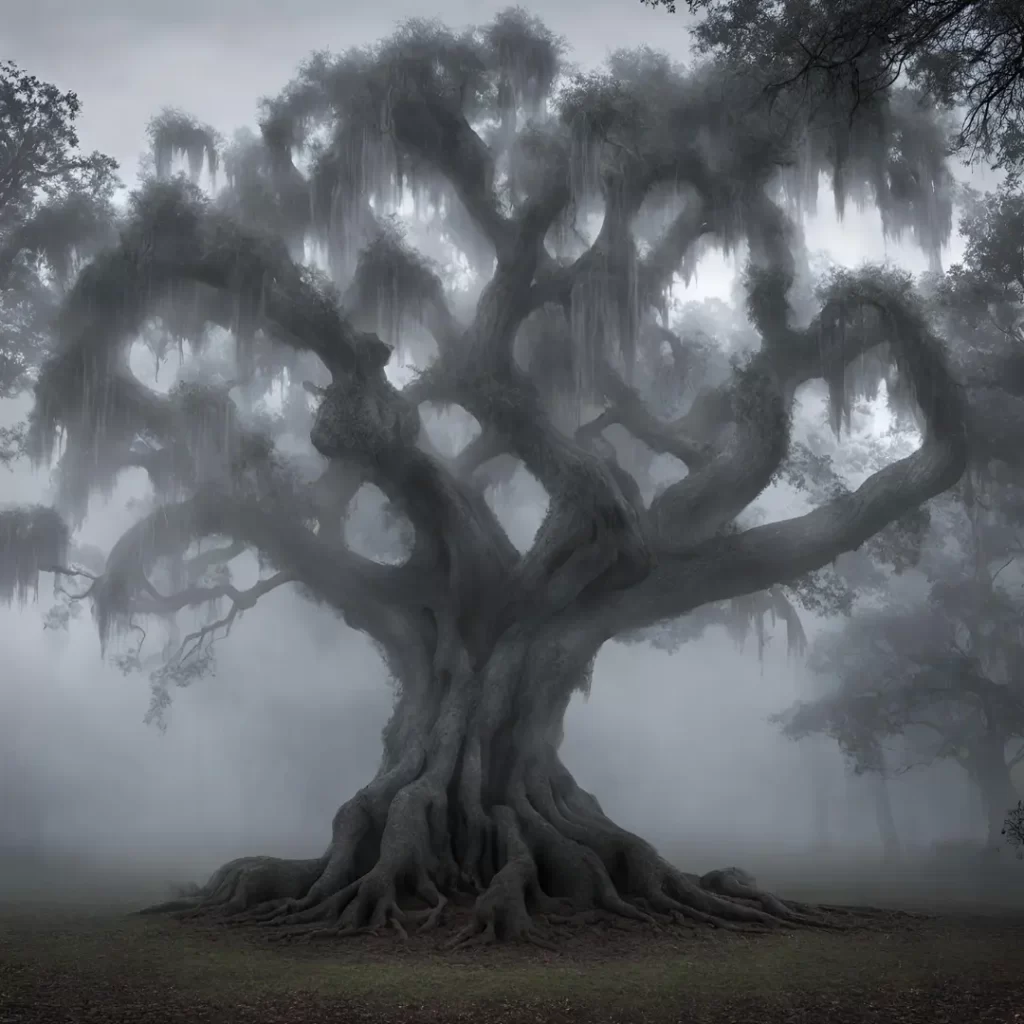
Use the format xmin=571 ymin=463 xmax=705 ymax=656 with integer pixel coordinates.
xmin=0 ymin=13 xmax=987 ymax=944
xmin=931 ymin=180 xmax=1024 ymax=394
xmin=642 ymin=0 xmax=1024 ymax=168
xmin=776 ymin=469 xmax=1024 ymax=850
xmin=0 ymin=61 xmax=118 ymax=463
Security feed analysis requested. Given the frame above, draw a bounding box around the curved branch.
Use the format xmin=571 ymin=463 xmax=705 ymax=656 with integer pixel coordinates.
xmin=450 ymin=429 xmax=508 ymax=483
xmin=162 ymin=570 xmax=296 ymax=665
xmin=450 ymin=365 xmax=654 ymax=622
xmin=637 ymin=198 xmax=712 ymax=307
xmin=649 ymin=260 xmax=955 ymax=553
xmin=309 ymin=368 xmax=519 ymax=655
xmin=436 ymin=174 xmax=716 ymax=616
xmin=644 ymin=192 xmax=799 ymax=551
xmin=389 ymin=96 xmax=510 ymax=256
xmin=27 ymin=188 xmax=395 ymax=529
xmin=579 ymin=360 xmax=712 ymax=470
xmin=594 ymin=281 xmax=968 ymax=634
xmin=184 ymin=540 xmax=248 ymax=580
xmin=27 ymin=186 xmax=524 ymax=661
xmin=529 ymin=154 xmax=714 ymax=317
xmin=86 ymin=485 xmax=422 ymax=648
xmin=604 ymin=403 xmax=965 ymax=633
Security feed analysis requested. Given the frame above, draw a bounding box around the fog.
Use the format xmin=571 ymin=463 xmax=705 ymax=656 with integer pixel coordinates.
xmin=0 ymin=0 xmax=1013 ymax=912
xmin=0 ymin=548 xmax=989 ymax=894
xmin=0 ymin=411 xmax=993 ymax=905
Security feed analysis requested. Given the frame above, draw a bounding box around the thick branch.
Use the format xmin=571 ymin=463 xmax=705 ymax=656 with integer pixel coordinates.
xmin=530 ymin=158 xmax=713 ymax=317
xmin=607 ymin=414 xmax=965 ymax=633
xmin=183 ymin=540 xmax=247 ymax=580
xmin=389 ymin=96 xmax=510 ymax=256
xmin=450 ymin=429 xmax=508 ymax=484
xmin=579 ymin=361 xmax=712 ymax=470
xmin=594 ymin=288 xmax=968 ymax=634
xmin=309 ymin=367 xmax=520 ymax=654
xmin=87 ymin=486 xmax=421 ymax=648
xmin=637 ymin=198 xmax=712 ymax=307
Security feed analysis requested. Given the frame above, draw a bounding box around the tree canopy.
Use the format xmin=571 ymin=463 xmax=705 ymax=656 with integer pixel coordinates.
xmin=644 ymin=0 xmax=1024 ymax=168
xmin=0 ymin=61 xmax=119 ymax=462
xmin=776 ymin=465 xmax=1024 ymax=847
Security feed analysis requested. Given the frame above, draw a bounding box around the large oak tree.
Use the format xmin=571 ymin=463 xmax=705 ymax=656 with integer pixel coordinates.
xmin=0 ymin=12 xmax=999 ymax=943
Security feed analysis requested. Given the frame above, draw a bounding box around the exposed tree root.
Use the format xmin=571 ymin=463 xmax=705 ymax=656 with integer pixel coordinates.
xmin=141 ymin=751 xmax=867 ymax=949
xmin=445 ymin=806 xmax=559 ymax=950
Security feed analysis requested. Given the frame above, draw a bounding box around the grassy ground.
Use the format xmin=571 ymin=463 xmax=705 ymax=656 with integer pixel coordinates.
xmin=2 ymin=848 xmax=1024 ymax=1022
xmin=1 ymin=899 xmax=1023 ymax=1022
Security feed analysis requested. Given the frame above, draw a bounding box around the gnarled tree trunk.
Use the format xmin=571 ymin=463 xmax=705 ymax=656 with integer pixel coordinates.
xmin=143 ymin=616 xmax=842 ymax=943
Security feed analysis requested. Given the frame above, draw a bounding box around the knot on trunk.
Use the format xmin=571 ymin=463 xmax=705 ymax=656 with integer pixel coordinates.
xmin=311 ymin=372 xmax=420 ymax=461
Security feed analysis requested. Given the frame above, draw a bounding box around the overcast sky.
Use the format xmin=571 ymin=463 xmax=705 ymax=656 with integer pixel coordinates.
xmin=0 ymin=0 xmax=991 ymax=895
xmin=3 ymin=0 xmax=695 ymax=177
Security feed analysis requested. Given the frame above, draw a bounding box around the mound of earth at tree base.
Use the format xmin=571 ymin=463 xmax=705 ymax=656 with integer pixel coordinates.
xmin=139 ymin=838 xmax=886 ymax=949
xmin=222 ymin=892 xmax=915 ymax=956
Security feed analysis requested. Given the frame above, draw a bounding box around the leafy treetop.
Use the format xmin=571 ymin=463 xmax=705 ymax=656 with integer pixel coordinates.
xmin=643 ymin=0 xmax=1024 ymax=169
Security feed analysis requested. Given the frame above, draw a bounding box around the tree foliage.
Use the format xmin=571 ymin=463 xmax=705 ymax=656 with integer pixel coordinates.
xmin=0 ymin=62 xmax=119 ymax=405
xmin=147 ymin=109 xmax=220 ymax=184
xmin=1004 ymin=800 xmax=1024 ymax=857
xmin=776 ymin=468 xmax=1024 ymax=844
xmin=924 ymin=179 xmax=1024 ymax=468
xmin=643 ymin=0 xmax=1024 ymax=168
xmin=0 ymin=61 xmax=116 ymax=218
xmin=772 ymin=191 xmax=1024 ymax=842
xmin=934 ymin=182 xmax=1024 ymax=349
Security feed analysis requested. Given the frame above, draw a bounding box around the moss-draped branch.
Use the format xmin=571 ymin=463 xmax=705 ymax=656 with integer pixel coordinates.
xmin=2 ymin=14 xmax=984 ymax=698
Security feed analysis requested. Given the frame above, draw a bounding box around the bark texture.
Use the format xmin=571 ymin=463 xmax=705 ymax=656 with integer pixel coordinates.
xmin=141 ymin=652 xmax=846 ymax=942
